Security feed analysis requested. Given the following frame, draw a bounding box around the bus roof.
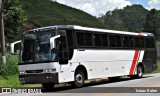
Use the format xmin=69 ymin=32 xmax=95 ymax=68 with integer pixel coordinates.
xmin=27 ymin=25 xmax=154 ymax=36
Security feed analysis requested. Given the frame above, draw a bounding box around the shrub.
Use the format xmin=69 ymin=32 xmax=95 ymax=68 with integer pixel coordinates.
xmin=0 ymin=52 xmax=19 ymax=77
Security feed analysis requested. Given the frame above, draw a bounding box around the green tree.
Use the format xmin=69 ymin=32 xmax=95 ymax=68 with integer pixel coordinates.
xmin=99 ymin=4 xmax=148 ymax=32
xmin=143 ymin=9 xmax=160 ymax=40
xmin=3 ymin=0 xmax=27 ymax=42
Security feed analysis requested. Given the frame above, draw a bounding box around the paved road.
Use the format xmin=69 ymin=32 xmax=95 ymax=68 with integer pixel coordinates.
xmin=1 ymin=73 xmax=160 ymax=96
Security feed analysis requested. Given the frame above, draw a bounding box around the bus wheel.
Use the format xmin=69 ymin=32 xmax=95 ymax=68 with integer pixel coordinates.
xmin=131 ymin=65 xmax=143 ymax=79
xmin=71 ymin=70 xmax=85 ymax=88
xmin=136 ymin=65 xmax=143 ymax=78
xmin=42 ymin=83 xmax=55 ymax=89
xmin=108 ymin=77 xmax=120 ymax=81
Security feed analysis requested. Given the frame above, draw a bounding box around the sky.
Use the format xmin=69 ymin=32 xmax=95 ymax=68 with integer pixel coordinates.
xmin=55 ymin=0 xmax=160 ymax=17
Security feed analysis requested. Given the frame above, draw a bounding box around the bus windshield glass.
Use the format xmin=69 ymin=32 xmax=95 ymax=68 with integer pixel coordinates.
xmin=22 ymin=30 xmax=58 ymax=63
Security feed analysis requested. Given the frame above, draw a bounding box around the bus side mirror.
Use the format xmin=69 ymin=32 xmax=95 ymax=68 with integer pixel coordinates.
xmin=10 ymin=40 xmax=22 ymax=55
xmin=50 ymin=35 xmax=60 ymax=49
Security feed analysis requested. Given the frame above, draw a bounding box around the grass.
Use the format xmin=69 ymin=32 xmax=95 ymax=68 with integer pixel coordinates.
xmin=0 ymin=52 xmax=39 ymax=87
xmin=0 ymin=75 xmax=41 ymax=87
xmin=0 ymin=52 xmax=41 ymax=87
xmin=0 ymin=52 xmax=19 ymax=76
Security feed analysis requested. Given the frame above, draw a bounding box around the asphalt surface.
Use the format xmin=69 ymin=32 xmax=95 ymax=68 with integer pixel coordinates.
xmin=1 ymin=73 xmax=160 ymax=96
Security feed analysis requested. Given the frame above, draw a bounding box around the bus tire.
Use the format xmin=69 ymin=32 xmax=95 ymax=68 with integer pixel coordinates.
xmin=42 ymin=83 xmax=55 ymax=89
xmin=131 ymin=65 xmax=143 ymax=79
xmin=71 ymin=70 xmax=85 ymax=88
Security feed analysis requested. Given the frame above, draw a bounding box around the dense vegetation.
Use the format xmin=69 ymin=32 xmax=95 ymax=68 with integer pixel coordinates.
xmin=21 ymin=0 xmax=107 ymax=28
xmin=99 ymin=4 xmax=160 ymax=41
xmin=99 ymin=5 xmax=148 ymax=32
xmin=144 ymin=9 xmax=160 ymax=40
xmin=0 ymin=52 xmax=19 ymax=77
xmin=4 ymin=0 xmax=27 ymax=42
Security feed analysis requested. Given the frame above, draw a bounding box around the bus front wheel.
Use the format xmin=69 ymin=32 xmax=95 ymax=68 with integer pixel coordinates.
xmin=42 ymin=83 xmax=55 ymax=89
xmin=71 ymin=70 xmax=85 ymax=88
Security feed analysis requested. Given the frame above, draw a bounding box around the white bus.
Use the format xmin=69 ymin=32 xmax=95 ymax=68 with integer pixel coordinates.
xmin=11 ymin=25 xmax=157 ymax=89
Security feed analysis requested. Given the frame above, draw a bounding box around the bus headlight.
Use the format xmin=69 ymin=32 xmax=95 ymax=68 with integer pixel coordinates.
xmin=19 ymin=70 xmax=25 ymax=74
xmin=43 ymin=69 xmax=56 ymax=73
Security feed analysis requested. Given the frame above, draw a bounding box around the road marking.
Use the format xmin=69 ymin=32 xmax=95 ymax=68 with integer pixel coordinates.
xmin=95 ymin=83 xmax=160 ymax=96
xmin=143 ymin=83 xmax=160 ymax=87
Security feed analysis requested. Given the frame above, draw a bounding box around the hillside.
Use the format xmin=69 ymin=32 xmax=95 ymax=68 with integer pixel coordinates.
xmin=21 ymin=0 xmax=108 ymax=28
xmin=99 ymin=4 xmax=148 ymax=32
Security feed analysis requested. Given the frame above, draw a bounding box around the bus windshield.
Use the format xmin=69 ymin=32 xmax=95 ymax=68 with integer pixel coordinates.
xmin=22 ymin=30 xmax=58 ymax=63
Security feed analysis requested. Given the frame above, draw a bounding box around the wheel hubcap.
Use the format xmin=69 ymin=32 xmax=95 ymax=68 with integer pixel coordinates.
xmin=138 ymin=67 xmax=142 ymax=77
xmin=76 ymin=74 xmax=83 ymax=84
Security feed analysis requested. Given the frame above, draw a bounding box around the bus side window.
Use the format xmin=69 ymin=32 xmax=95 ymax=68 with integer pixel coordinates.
xmin=84 ymin=32 xmax=93 ymax=46
xmin=76 ymin=31 xmax=93 ymax=47
xmin=146 ymin=38 xmax=155 ymax=48
xmin=145 ymin=38 xmax=150 ymax=48
xmin=150 ymin=38 xmax=155 ymax=48
xmin=141 ymin=38 xmax=145 ymax=48
xmin=129 ymin=37 xmax=135 ymax=48
xmin=116 ymin=35 xmax=122 ymax=47
xmin=123 ymin=36 xmax=129 ymax=48
xmin=109 ymin=35 xmax=116 ymax=48
xmin=101 ymin=34 xmax=108 ymax=47
xmin=135 ymin=37 xmax=141 ymax=48
xmin=94 ymin=34 xmax=101 ymax=46
xmin=76 ymin=32 xmax=85 ymax=46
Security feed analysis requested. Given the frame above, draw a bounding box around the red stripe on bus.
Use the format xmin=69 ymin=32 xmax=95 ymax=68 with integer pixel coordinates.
xmin=129 ymin=50 xmax=139 ymax=75
xmin=138 ymin=33 xmax=142 ymax=36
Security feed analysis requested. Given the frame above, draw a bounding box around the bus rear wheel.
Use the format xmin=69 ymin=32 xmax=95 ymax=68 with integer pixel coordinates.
xmin=71 ymin=70 xmax=85 ymax=88
xmin=42 ymin=83 xmax=55 ymax=89
xmin=131 ymin=65 xmax=143 ymax=79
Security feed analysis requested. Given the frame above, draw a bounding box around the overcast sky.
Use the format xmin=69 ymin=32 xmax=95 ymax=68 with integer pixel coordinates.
xmin=55 ymin=0 xmax=160 ymax=17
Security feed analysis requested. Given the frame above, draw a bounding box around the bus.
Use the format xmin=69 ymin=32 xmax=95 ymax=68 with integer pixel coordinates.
xmin=11 ymin=25 xmax=158 ymax=89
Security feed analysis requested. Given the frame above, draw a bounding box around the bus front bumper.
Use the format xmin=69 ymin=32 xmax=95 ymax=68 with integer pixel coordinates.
xmin=19 ymin=73 xmax=58 ymax=84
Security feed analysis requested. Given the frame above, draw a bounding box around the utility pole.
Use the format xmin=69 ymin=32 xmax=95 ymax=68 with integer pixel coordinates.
xmin=0 ymin=0 xmax=6 ymax=65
